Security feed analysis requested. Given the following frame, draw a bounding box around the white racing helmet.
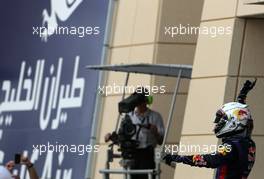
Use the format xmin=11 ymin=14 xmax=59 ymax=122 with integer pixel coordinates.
xmin=0 ymin=166 xmax=12 ymax=179
xmin=213 ymin=102 xmax=253 ymax=138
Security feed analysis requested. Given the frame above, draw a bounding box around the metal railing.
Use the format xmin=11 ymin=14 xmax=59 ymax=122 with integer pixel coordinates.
xmin=99 ymin=169 xmax=157 ymax=179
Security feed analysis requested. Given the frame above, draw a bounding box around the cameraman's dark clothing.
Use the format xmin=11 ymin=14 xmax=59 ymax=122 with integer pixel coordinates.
xmin=129 ymin=109 xmax=164 ymax=179
xmin=131 ymin=146 xmax=155 ymax=179
xmin=175 ymin=137 xmax=256 ymax=179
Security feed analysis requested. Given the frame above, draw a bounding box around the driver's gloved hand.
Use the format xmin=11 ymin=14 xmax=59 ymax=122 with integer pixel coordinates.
xmin=163 ymin=154 xmax=183 ymax=166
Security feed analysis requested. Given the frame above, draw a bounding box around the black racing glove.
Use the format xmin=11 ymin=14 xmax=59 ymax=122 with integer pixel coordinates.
xmin=237 ymin=79 xmax=257 ymax=104
xmin=163 ymin=154 xmax=183 ymax=166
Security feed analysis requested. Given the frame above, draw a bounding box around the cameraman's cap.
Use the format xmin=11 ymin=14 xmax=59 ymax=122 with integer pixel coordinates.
xmin=134 ymin=87 xmax=153 ymax=105
xmin=134 ymin=87 xmax=150 ymax=97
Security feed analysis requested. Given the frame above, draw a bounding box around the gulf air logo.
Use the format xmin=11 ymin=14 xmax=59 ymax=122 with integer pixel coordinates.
xmin=233 ymin=109 xmax=248 ymax=120
xmin=41 ymin=0 xmax=83 ymax=41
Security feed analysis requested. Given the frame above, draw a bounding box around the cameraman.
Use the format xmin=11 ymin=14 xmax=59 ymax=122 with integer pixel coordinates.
xmin=105 ymin=88 xmax=165 ymax=179
xmin=5 ymin=156 xmax=39 ymax=179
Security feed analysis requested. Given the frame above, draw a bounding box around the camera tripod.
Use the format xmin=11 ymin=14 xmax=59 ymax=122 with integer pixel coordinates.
xmin=100 ymin=145 xmax=161 ymax=179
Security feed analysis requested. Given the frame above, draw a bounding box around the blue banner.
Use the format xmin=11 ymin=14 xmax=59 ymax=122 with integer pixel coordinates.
xmin=0 ymin=0 xmax=109 ymax=178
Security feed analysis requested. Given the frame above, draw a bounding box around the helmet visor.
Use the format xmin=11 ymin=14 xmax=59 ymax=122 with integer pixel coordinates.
xmin=213 ymin=109 xmax=228 ymax=134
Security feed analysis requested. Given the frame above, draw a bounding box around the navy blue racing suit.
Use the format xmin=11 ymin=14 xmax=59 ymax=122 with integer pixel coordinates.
xmin=168 ymin=137 xmax=256 ymax=179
